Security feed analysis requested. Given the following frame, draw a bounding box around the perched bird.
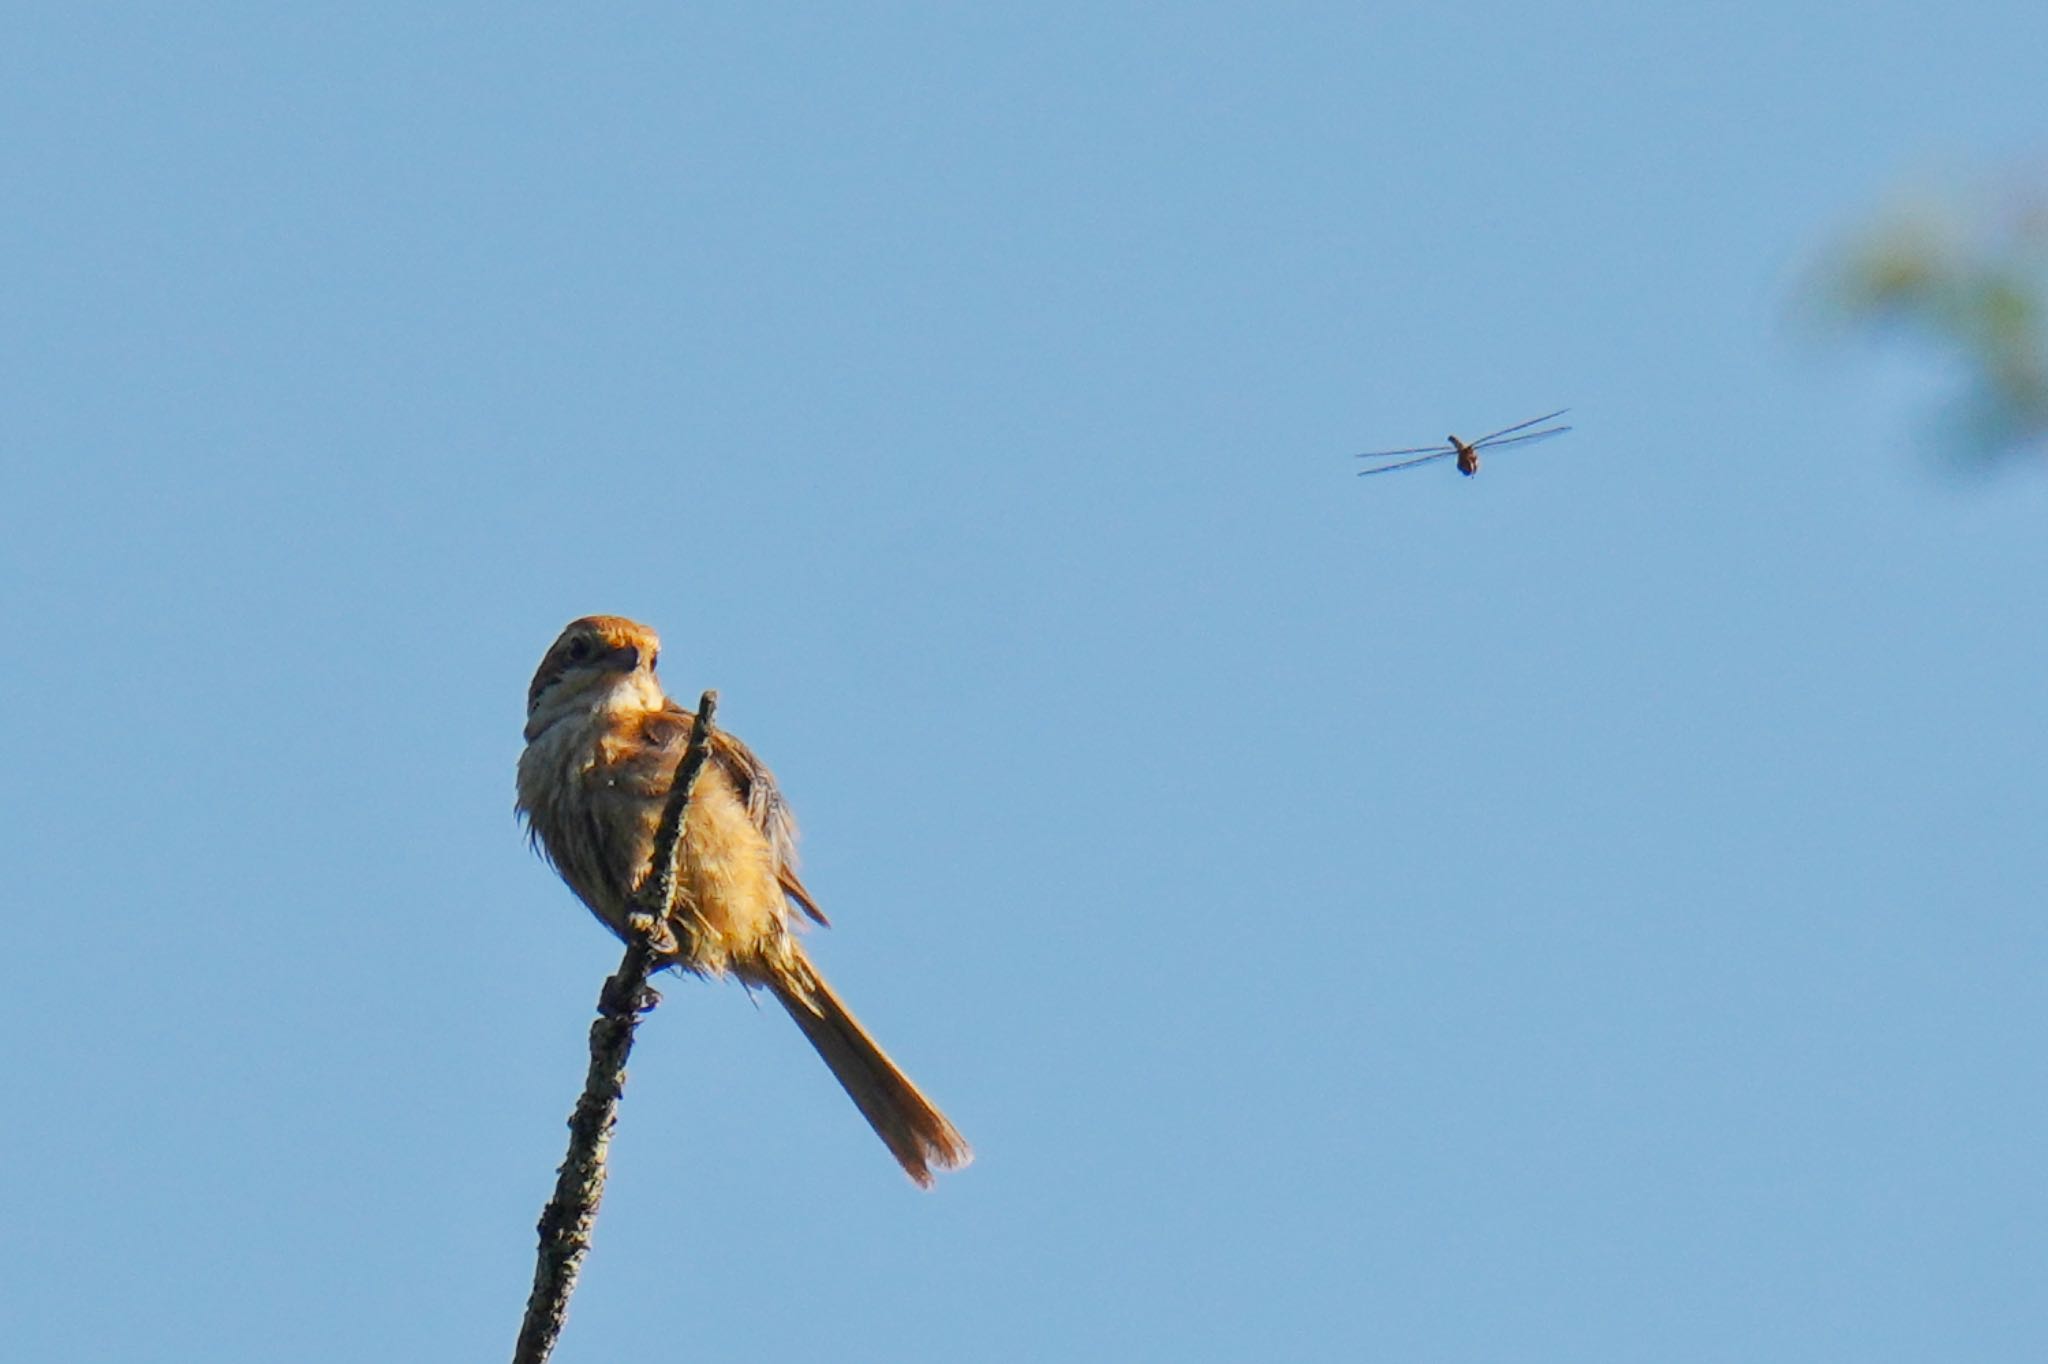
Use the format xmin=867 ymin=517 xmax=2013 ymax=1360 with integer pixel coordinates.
xmin=516 ymin=615 xmax=970 ymax=1187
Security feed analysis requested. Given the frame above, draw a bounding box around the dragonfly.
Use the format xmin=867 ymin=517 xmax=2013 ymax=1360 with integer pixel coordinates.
xmin=1355 ymin=408 xmax=1572 ymax=478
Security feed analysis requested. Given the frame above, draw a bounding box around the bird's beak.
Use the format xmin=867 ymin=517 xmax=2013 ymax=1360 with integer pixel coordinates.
xmin=599 ymin=644 xmax=644 ymax=672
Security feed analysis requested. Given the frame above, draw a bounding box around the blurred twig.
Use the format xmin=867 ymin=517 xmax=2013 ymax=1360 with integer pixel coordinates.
xmin=511 ymin=690 xmax=720 ymax=1364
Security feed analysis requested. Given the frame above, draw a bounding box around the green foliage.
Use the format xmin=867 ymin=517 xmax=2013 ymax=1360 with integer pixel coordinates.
xmin=1818 ymin=184 xmax=2048 ymax=460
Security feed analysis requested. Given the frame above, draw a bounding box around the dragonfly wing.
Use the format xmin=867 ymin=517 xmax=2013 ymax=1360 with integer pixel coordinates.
xmin=1353 ymin=443 xmax=1452 ymax=459
xmin=1356 ymin=449 xmax=1455 ymax=476
xmin=1474 ymin=425 xmax=1571 ymax=451
xmin=1469 ymin=408 xmax=1570 ymax=446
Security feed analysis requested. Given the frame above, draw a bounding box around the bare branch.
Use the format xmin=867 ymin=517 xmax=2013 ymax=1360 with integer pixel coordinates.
xmin=634 ymin=691 xmax=720 ymax=950
xmin=511 ymin=689 xmax=719 ymax=1364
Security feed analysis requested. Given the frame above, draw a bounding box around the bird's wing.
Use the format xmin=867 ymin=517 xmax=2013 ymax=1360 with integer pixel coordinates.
xmin=635 ymin=703 xmax=830 ymax=927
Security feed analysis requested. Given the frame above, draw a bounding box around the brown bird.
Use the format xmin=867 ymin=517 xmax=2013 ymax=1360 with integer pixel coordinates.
xmin=516 ymin=615 xmax=970 ymax=1187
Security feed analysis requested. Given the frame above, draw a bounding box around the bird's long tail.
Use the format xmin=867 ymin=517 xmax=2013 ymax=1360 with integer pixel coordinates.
xmin=769 ymin=955 xmax=971 ymax=1187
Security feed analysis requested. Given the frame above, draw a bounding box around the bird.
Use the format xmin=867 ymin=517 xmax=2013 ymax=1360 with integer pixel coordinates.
xmin=516 ymin=615 xmax=971 ymax=1187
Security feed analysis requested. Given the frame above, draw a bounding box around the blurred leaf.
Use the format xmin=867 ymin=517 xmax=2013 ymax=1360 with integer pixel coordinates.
xmin=1809 ymin=179 xmax=2048 ymax=466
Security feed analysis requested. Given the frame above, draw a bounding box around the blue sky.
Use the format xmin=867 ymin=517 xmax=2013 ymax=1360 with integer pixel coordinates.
xmin=5 ymin=5 xmax=2047 ymax=1361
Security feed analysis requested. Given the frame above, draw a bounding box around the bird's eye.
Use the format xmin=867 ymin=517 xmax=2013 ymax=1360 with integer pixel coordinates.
xmin=649 ymin=650 xmax=659 ymax=670
xmin=566 ymin=637 xmax=593 ymax=662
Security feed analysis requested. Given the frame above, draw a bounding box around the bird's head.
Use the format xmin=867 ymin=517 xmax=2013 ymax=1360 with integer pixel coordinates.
xmin=525 ymin=615 xmax=665 ymax=735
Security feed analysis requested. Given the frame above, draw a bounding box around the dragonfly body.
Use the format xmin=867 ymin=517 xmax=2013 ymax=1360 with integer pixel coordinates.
xmin=1356 ymin=409 xmax=1571 ymax=478
xmin=1452 ymin=436 xmax=1481 ymax=477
